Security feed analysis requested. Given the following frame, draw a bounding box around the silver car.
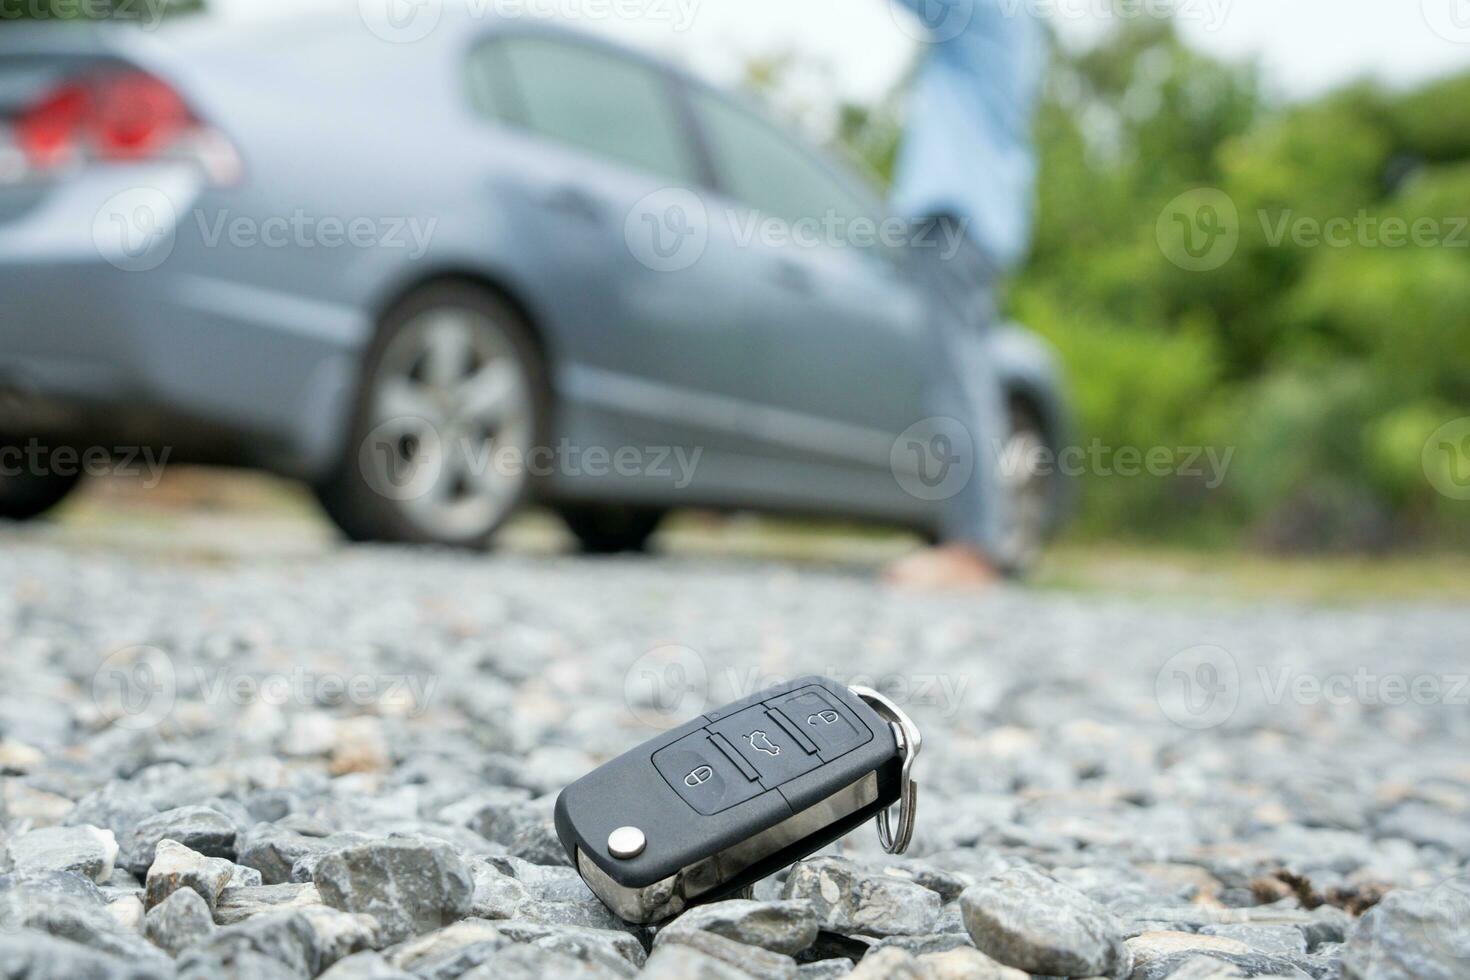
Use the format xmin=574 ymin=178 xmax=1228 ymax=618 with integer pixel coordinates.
xmin=0 ymin=12 xmax=1069 ymax=559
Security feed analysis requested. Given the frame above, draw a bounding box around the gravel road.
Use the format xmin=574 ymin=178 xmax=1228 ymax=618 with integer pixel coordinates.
xmin=0 ymin=528 xmax=1467 ymax=979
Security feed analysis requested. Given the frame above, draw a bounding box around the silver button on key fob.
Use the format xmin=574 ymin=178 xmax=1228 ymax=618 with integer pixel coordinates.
xmin=554 ymin=675 xmax=921 ymax=924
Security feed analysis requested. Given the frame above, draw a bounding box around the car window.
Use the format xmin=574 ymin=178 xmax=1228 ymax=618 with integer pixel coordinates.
xmin=468 ymin=37 xmax=698 ymax=185
xmin=690 ymin=88 xmax=877 ymax=230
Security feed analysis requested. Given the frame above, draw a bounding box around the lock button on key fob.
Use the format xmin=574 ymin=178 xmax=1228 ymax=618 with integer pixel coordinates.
xmin=554 ymin=676 xmax=920 ymax=924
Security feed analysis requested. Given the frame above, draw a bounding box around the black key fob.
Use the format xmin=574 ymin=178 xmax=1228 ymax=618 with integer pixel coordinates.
xmin=554 ymin=676 xmax=921 ymax=924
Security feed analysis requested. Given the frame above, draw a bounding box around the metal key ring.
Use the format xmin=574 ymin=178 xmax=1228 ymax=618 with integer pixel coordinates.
xmin=849 ymin=686 xmax=921 ymax=854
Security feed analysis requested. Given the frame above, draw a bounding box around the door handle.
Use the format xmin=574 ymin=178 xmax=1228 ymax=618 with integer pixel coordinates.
xmin=538 ymin=186 xmax=606 ymax=224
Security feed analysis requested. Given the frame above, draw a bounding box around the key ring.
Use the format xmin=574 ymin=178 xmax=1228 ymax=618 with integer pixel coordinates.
xmin=849 ymin=686 xmax=921 ymax=854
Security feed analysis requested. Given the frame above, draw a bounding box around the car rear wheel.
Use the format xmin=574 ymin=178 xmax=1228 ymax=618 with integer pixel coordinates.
xmin=995 ymin=402 xmax=1056 ymax=574
xmin=559 ymin=504 xmax=665 ymax=554
xmin=0 ymin=446 xmax=82 ymax=522
xmin=317 ymin=285 xmax=547 ymax=548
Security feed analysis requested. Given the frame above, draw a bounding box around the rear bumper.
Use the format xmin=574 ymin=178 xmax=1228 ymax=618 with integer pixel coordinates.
xmin=0 ymin=166 xmax=367 ymax=479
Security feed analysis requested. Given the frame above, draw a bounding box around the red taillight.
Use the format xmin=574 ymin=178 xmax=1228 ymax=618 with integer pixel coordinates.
xmin=15 ymin=71 xmax=202 ymax=170
xmin=92 ymin=73 xmax=194 ymax=161
xmin=15 ymin=81 xmax=92 ymax=169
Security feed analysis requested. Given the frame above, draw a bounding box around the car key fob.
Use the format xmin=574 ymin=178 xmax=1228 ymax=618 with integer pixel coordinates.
xmin=554 ymin=675 xmax=920 ymax=924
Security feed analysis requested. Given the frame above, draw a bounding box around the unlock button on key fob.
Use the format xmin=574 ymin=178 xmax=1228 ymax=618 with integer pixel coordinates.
xmin=652 ymin=732 xmax=762 ymax=815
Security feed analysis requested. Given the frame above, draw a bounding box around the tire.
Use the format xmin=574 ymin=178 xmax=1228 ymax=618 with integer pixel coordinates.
xmin=0 ymin=448 xmax=82 ymax=522
xmin=559 ymin=504 xmax=665 ymax=555
xmin=316 ymin=284 xmax=549 ymax=548
xmin=994 ymin=401 xmax=1058 ymax=575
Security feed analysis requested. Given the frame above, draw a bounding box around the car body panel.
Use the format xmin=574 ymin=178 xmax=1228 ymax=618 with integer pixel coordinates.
xmin=0 ymin=12 xmax=1071 ymax=538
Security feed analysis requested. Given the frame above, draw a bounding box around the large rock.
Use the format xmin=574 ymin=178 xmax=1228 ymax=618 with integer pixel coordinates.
xmin=846 ymin=947 xmax=929 ymax=979
xmin=384 ymin=919 xmax=506 ymax=979
xmin=658 ymin=900 xmax=819 ymax=956
xmin=144 ymin=840 xmax=235 ymax=911
xmin=177 ymin=910 xmax=322 ymax=977
xmin=918 ymin=945 xmax=1029 ymax=979
xmin=638 ymin=944 xmax=758 ymax=980
xmin=492 ymin=920 xmax=646 ymax=974
xmin=0 ymin=929 xmax=160 ymax=980
xmin=0 ymin=885 xmax=176 ymax=974
xmin=5 ymin=825 xmax=118 ymax=883
xmin=1341 ymin=882 xmax=1470 ymax=980
xmin=125 ymin=807 xmax=237 ymax=875
xmin=235 ymin=825 xmax=375 ymax=885
xmin=214 ymin=882 xmax=324 ymax=925
xmin=319 ymin=951 xmax=415 ymax=979
xmin=655 ymin=927 xmax=799 ymax=980
xmin=783 ymin=858 xmax=941 ymax=938
xmin=145 ymin=887 xmax=216 ymax=957
xmin=312 ymin=838 xmax=473 ymax=943
xmin=960 ymin=866 xmax=1131 ymax=978
xmin=460 ymin=944 xmax=628 ymax=979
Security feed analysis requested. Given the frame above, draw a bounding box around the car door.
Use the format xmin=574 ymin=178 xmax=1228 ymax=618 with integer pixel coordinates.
xmin=683 ymin=86 xmax=932 ymax=514
xmin=465 ymin=34 xmax=765 ymax=476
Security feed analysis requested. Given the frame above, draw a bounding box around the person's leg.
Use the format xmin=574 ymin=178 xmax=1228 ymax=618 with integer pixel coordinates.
xmin=887 ymin=219 xmax=1012 ymax=589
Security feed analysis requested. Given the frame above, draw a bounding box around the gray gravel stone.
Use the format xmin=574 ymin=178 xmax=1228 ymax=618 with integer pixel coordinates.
xmin=655 ymin=927 xmax=799 ymax=980
xmin=5 ymin=825 xmax=118 ymax=883
xmin=918 ymin=946 xmax=1029 ymax=979
xmin=125 ymin=807 xmax=236 ymax=876
xmin=0 ymin=885 xmax=176 ymax=973
xmin=846 ymin=947 xmax=928 ymax=979
xmin=214 ymin=882 xmax=323 ymax=925
xmin=178 ymin=909 xmax=321 ymax=977
xmin=144 ymin=839 xmax=235 ymax=911
xmin=460 ymin=945 xmax=628 ymax=979
xmin=794 ymin=960 xmax=854 ymax=980
xmin=658 ymin=900 xmax=819 ymax=956
xmin=783 ymin=857 xmax=941 ymax=938
xmin=0 ymin=929 xmax=164 ymax=980
xmin=1340 ymin=882 xmax=1470 ymax=980
xmin=638 ymin=944 xmax=756 ymax=980
xmin=319 ymin=951 xmax=415 ymax=980
xmin=1200 ymin=923 xmax=1309 ymax=955
xmin=145 ymin=887 xmax=216 ymax=957
xmin=312 ymin=838 xmax=473 ymax=943
xmin=492 ymin=920 xmax=646 ymax=974
xmin=3 ymin=533 xmax=1468 ymax=980
xmin=960 ymin=865 xmax=1131 ymax=978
